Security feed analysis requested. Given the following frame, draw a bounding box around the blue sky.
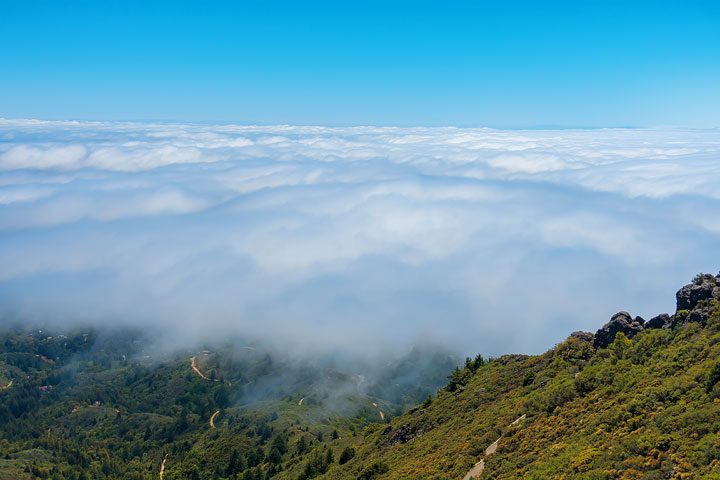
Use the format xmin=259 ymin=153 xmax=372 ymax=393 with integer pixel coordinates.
xmin=2 ymin=0 xmax=719 ymax=126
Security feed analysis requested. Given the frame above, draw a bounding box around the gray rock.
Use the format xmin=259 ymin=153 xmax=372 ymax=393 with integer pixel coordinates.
xmin=646 ymin=313 xmax=671 ymax=329
xmin=593 ymin=311 xmax=645 ymax=349
xmin=383 ymin=423 xmax=422 ymax=445
xmin=569 ymin=331 xmax=594 ymax=343
xmin=496 ymin=354 xmax=530 ymax=365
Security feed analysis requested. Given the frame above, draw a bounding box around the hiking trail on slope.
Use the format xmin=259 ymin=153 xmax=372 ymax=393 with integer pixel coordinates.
xmin=461 ymin=414 xmax=526 ymax=480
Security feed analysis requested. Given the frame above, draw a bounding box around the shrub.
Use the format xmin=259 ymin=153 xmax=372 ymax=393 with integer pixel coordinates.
xmin=706 ymin=362 xmax=720 ymax=393
xmin=357 ymin=462 xmax=389 ymax=480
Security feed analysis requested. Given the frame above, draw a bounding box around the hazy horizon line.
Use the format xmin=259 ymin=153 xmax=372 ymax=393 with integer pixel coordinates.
xmin=3 ymin=116 xmax=718 ymax=131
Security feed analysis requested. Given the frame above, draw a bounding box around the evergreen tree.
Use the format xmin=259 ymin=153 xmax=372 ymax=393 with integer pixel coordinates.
xmin=338 ymin=446 xmax=355 ymax=465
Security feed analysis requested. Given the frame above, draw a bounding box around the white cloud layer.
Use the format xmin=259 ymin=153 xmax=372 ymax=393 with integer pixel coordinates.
xmin=1 ymin=119 xmax=719 ymax=356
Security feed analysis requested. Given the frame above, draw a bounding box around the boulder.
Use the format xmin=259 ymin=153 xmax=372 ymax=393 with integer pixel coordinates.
xmin=569 ymin=331 xmax=594 ymax=343
xmin=593 ymin=311 xmax=645 ymax=349
xmin=646 ymin=313 xmax=671 ymax=329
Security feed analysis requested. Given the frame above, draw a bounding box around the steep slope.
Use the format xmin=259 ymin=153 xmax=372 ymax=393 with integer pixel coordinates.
xmin=324 ymin=273 xmax=720 ymax=479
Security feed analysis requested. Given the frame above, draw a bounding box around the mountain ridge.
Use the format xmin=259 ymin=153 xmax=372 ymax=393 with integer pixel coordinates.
xmin=320 ymin=272 xmax=720 ymax=479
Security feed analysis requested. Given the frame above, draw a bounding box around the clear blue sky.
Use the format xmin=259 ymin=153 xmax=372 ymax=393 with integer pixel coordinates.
xmin=1 ymin=0 xmax=718 ymax=126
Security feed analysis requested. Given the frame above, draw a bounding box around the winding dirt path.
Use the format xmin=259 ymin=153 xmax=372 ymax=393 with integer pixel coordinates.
xmin=159 ymin=454 xmax=168 ymax=480
xmin=461 ymin=415 xmax=526 ymax=480
xmin=190 ymin=355 xmax=219 ymax=382
xmin=190 ymin=356 xmax=210 ymax=380
xmin=210 ymin=410 xmax=220 ymax=429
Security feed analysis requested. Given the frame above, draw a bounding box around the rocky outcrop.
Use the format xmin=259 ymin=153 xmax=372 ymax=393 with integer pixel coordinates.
xmin=593 ymin=273 xmax=719 ymax=348
xmin=496 ymin=354 xmax=530 ymax=365
xmin=593 ymin=311 xmax=645 ymax=349
xmin=674 ymin=273 xmax=720 ymax=326
xmin=382 ymin=423 xmax=422 ymax=445
xmin=676 ymin=274 xmax=719 ymax=311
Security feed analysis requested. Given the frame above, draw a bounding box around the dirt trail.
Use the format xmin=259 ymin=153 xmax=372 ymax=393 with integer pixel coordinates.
xmin=210 ymin=410 xmax=220 ymax=429
xmin=39 ymin=355 xmax=55 ymax=365
xmin=461 ymin=415 xmax=526 ymax=480
xmin=159 ymin=454 xmax=168 ymax=480
xmin=462 ymin=460 xmax=485 ymax=480
xmin=484 ymin=439 xmax=499 ymax=456
xmin=298 ymin=397 xmax=305 ymax=406
xmin=190 ymin=355 xmax=221 ymax=382
xmin=190 ymin=356 xmax=210 ymax=380
xmin=0 ymin=380 xmax=12 ymax=390
xmin=372 ymin=402 xmax=385 ymax=422
xmin=509 ymin=414 xmax=526 ymax=426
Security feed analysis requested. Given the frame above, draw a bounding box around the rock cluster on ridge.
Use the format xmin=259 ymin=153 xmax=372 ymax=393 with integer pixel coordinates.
xmin=676 ymin=273 xmax=720 ymax=311
xmin=592 ymin=272 xmax=720 ymax=349
xmin=593 ymin=311 xmax=645 ymax=348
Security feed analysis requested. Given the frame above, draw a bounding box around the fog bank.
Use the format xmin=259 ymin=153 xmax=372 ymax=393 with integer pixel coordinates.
xmin=1 ymin=120 xmax=719 ymax=356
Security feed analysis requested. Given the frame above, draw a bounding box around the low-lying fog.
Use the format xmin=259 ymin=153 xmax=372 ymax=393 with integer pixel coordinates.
xmin=1 ymin=119 xmax=719 ymax=359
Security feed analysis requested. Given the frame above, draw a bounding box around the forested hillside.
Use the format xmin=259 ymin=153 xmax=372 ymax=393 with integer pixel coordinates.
xmin=0 ymin=326 xmax=454 ymax=479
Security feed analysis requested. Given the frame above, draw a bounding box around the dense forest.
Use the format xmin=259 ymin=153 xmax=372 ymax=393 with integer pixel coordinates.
xmin=2 ymin=272 xmax=720 ymax=479
xmin=0 ymin=323 xmax=453 ymax=479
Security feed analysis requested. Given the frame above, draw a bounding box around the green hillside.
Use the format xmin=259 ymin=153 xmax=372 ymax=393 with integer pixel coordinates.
xmin=323 ymin=273 xmax=720 ymax=479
